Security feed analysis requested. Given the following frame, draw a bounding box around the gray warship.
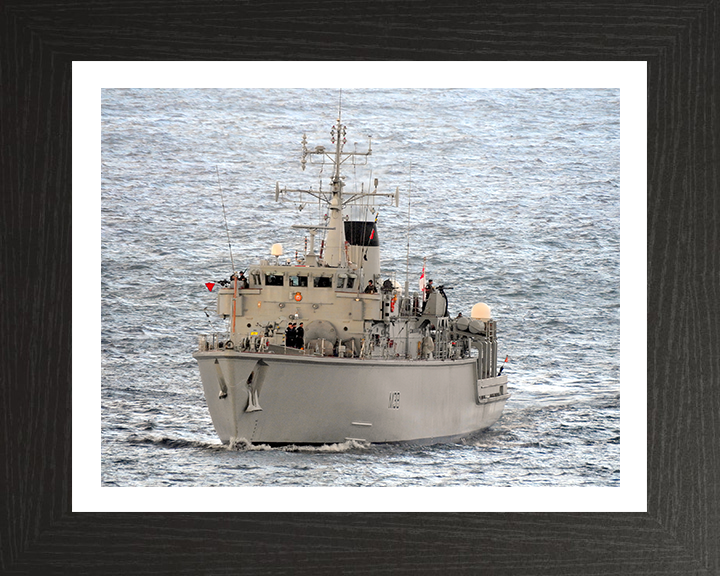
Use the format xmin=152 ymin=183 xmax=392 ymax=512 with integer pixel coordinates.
xmin=193 ymin=109 xmax=510 ymax=445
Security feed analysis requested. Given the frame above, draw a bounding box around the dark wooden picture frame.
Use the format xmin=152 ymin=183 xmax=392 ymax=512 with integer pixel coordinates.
xmin=2 ymin=2 xmax=717 ymax=574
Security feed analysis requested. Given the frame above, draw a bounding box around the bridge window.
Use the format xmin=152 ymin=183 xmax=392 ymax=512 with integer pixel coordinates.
xmin=289 ymin=275 xmax=308 ymax=287
xmin=265 ymin=274 xmax=284 ymax=286
xmin=313 ymin=276 xmax=333 ymax=288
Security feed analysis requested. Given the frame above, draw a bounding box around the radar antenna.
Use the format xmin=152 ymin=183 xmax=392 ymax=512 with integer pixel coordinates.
xmin=273 ymin=95 xmax=400 ymax=267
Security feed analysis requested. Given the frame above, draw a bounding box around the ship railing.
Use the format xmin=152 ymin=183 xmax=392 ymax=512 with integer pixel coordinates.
xmin=198 ymin=333 xmax=233 ymax=351
xmin=198 ymin=331 xmax=472 ymax=362
xmin=397 ymin=294 xmax=423 ymax=317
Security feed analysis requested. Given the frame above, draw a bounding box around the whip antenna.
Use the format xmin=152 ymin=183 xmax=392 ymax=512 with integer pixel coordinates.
xmin=405 ymin=163 xmax=412 ymax=293
xmin=216 ymin=165 xmax=236 ymax=273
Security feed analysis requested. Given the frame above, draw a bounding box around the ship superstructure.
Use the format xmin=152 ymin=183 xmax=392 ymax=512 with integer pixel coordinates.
xmin=193 ymin=107 xmax=509 ymax=445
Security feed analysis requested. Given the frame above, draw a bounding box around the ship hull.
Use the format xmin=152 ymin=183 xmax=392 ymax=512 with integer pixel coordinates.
xmin=193 ymin=350 xmax=509 ymax=445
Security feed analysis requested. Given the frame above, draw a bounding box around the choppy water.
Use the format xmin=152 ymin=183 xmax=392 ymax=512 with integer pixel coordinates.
xmin=101 ymin=88 xmax=619 ymax=487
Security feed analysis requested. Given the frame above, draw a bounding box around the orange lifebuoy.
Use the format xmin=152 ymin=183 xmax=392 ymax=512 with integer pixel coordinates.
xmin=294 ymin=292 xmax=303 ymax=301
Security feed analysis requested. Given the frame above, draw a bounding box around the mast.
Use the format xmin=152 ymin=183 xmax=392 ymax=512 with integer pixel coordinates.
xmin=323 ymin=109 xmax=348 ymax=267
xmin=275 ymin=97 xmax=399 ymax=269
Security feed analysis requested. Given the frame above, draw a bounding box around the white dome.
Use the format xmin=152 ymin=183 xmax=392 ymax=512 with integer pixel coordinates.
xmin=470 ymin=302 xmax=492 ymax=321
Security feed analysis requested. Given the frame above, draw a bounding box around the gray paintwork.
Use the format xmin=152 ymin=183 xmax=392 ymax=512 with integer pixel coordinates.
xmin=194 ymin=351 xmax=508 ymax=444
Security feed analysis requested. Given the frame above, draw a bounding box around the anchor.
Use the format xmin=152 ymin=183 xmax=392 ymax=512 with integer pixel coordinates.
xmin=214 ymin=359 xmax=228 ymax=399
xmin=245 ymin=359 xmax=268 ymax=413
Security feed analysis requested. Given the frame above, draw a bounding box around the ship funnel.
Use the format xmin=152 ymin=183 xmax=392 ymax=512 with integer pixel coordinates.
xmin=471 ymin=302 xmax=492 ymax=321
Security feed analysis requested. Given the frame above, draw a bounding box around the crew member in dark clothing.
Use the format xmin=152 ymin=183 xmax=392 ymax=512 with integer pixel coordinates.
xmin=421 ymin=279 xmax=435 ymax=313
xmin=364 ymin=280 xmax=377 ymax=293
xmin=286 ymin=323 xmax=296 ymax=348
xmin=296 ymin=322 xmax=304 ymax=349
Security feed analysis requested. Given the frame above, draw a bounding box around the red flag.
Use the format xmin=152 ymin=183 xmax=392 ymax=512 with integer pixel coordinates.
xmin=369 ymin=228 xmax=375 ymax=240
xmin=205 ymin=282 xmax=215 ymax=292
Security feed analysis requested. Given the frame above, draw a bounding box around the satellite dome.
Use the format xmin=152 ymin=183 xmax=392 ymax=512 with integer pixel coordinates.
xmin=471 ymin=302 xmax=492 ymax=321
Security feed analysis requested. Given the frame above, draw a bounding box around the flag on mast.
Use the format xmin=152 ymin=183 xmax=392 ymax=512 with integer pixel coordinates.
xmin=369 ymin=211 xmax=379 ymax=240
xmin=419 ymin=259 xmax=426 ymax=294
xmin=498 ymin=355 xmax=509 ymax=375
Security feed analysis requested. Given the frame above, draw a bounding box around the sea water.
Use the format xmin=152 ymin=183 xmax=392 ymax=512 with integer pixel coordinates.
xmin=101 ymin=88 xmax=619 ymax=487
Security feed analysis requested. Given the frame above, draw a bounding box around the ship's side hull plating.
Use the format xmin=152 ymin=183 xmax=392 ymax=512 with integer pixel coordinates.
xmin=194 ymin=351 xmax=509 ymax=444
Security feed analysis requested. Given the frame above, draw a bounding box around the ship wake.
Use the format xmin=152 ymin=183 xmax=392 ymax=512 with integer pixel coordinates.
xmin=126 ymin=433 xmax=370 ymax=453
xmin=126 ymin=433 xmax=227 ymax=452
xmin=229 ymin=437 xmax=371 ymax=453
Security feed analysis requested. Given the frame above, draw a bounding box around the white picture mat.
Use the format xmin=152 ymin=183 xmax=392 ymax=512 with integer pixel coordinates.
xmin=74 ymin=61 xmax=646 ymax=512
